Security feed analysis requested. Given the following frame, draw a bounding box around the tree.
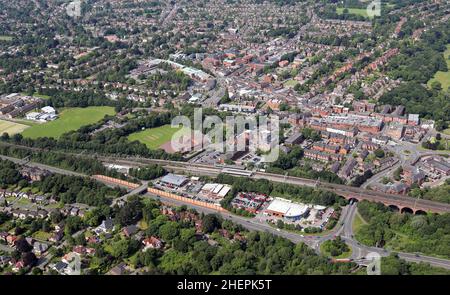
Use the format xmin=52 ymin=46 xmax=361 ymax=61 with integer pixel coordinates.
xmin=374 ymin=149 xmax=385 ymax=158
xmin=22 ymin=252 xmax=38 ymax=267
xmin=15 ymin=238 xmax=32 ymax=253
xmin=393 ymin=166 xmax=403 ymax=181
xmin=202 ymin=214 xmax=220 ymax=233
xmin=159 ymin=221 xmax=180 ymax=241
xmin=431 ymin=80 xmax=442 ymax=91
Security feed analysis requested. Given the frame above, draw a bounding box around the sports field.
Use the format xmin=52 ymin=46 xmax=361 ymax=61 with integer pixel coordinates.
xmin=21 ymin=106 xmax=115 ymax=139
xmin=127 ymin=124 xmax=189 ymax=150
xmin=0 ymin=119 xmax=29 ymax=135
xmin=428 ymin=44 xmax=450 ymax=91
xmin=336 ymin=7 xmax=371 ymax=18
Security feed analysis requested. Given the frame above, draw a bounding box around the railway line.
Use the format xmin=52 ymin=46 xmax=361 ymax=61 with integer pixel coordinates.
xmin=1 ymin=142 xmax=450 ymax=213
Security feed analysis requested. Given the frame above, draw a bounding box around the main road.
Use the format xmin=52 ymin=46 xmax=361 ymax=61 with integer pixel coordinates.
xmin=2 ymin=153 xmax=450 ymax=270
xmin=1 ymin=141 xmax=449 ymax=213
xmin=99 ymin=156 xmax=450 ymax=214
xmin=144 ymin=191 xmax=450 ymax=270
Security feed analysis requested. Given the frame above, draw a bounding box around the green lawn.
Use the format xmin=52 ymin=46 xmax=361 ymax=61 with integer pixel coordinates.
xmin=428 ymin=44 xmax=450 ymax=91
xmin=21 ymin=92 xmax=51 ymax=100
xmin=32 ymin=231 xmax=52 ymax=241
xmin=336 ymin=7 xmax=371 ymax=18
xmin=352 ymin=210 xmax=367 ymax=234
xmin=17 ymin=198 xmax=31 ymax=206
xmin=0 ymin=35 xmax=13 ymax=41
xmin=127 ymin=124 xmax=189 ymax=149
xmin=21 ymin=106 xmax=115 ymax=139
xmin=320 ymin=242 xmax=353 ymax=259
xmin=0 ymin=119 xmax=29 ymax=135
xmin=284 ymin=79 xmax=298 ymax=88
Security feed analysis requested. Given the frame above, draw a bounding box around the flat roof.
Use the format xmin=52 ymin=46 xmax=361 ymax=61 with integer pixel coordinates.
xmin=266 ymin=198 xmax=309 ymax=217
xmin=160 ymin=174 xmax=188 ymax=186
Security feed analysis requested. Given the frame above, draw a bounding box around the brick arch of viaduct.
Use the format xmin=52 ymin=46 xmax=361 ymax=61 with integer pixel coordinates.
xmin=343 ymin=194 xmax=432 ymax=214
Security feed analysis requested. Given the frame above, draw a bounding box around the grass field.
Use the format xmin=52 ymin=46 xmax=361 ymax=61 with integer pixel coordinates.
xmin=21 ymin=106 xmax=115 ymax=139
xmin=428 ymin=44 xmax=450 ymax=91
xmin=32 ymin=231 xmax=52 ymax=241
xmin=127 ymin=124 xmax=189 ymax=149
xmin=336 ymin=7 xmax=371 ymax=18
xmin=0 ymin=35 xmax=13 ymax=41
xmin=352 ymin=210 xmax=367 ymax=234
xmin=21 ymin=92 xmax=51 ymax=100
xmin=0 ymin=119 xmax=29 ymax=135
xmin=320 ymin=242 xmax=353 ymax=259
xmin=284 ymin=79 xmax=298 ymax=88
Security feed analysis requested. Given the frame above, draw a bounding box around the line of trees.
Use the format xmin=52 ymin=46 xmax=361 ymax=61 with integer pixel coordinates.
xmin=355 ymin=200 xmax=450 ymax=258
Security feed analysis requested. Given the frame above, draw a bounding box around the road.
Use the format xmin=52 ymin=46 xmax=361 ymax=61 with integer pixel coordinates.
xmin=96 ymin=156 xmax=450 ymax=213
xmin=2 ymin=152 xmax=450 ymax=270
xmin=143 ymin=191 xmax=450 ymax=270
xmin=2 ymin=141 xmax=449 ymax=213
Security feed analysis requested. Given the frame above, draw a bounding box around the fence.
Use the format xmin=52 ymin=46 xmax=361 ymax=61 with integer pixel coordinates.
xmin=148 ymin=187 xmax=227 ymax=213
xmin=92 ymin=175 xmax=140 ymax=189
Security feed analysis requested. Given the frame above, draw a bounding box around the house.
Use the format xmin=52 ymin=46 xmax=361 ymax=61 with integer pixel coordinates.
xmin=73 ymin=246 xmax=86 ymax=255
xmin=49 ymin=231 xmax=63 ymax=243
xmin=33 ymin=242 xmax=49 ymax=255
xmin=51 ymin=261 xmax=68 ymax=274
xmin=0 ymin=255 xmax=11 ymax=266
xmin=55 ymin=222 xmax=65 ymax=232
xmin=86 ymin=235 xmax=100 ymax=244
xmin=95 ymin=218 xmax=114 ymax=234
xmin=41 ymin=106 xmax=56 ymax=115
xmin=6 ymin=235 xmax=18 ymax=246
xmin=142 ymin=236 xmax=163 ymax=250
xmin=122 ymin=225 xmax=138 ymax=238
xmin=108 ymin=262 xmax=127 ymax=275
xmin=0 ymin=232 xmax=8 ymax=242
xmin=284 ymin=132 xmax=304 ymax=145
xmin=207 ymin=239 xmax=219 ymax=246
xmin=12 ymin=260 xmax=25 ymax=272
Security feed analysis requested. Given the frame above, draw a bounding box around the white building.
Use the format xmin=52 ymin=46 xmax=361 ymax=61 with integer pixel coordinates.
xmin=265 ymin=198 xmax=310 ymax=221
xmin=41 ymin=106 xmax=56 ymax=115
xmin=26 ymin=112 xmax=41 ymax=121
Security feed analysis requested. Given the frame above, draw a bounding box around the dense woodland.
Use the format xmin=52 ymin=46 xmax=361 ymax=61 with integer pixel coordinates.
xmin=355 ymin=201 xmax=450 ymax=258
xmin=32 ymin=174 xmax=123 ymax=207
xmin=0 ymin=144 xmax=127 ymax=178
xmin=409 ymin=179 xmax=450 ymax=204
xmin=128 ymin=164 xmax=167 ymax=180
xmin=0 ymin=159 xmax=23 ymax=189
xmin=381 ymin=22 xmax=450 ymax=130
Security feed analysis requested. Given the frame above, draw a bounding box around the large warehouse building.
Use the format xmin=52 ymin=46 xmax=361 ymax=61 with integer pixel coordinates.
xmin=160 ymin=174 xmax=188 ymax=187
xmin=265 ymin=198 xmax=309 ymax=221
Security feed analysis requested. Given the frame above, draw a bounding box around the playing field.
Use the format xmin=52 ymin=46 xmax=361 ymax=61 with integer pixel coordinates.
xmin=428 ymin=44 xmax=450 ymax=91
xmin=127 ymin=124 xmax=189 ymax=150
xmin=336 ymin=7 xmax=371 ymax=18
xmin=0 ymin=119 xmax=29 ymax=135
xmin=21 ymin=106 xmax=115 ymax=139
